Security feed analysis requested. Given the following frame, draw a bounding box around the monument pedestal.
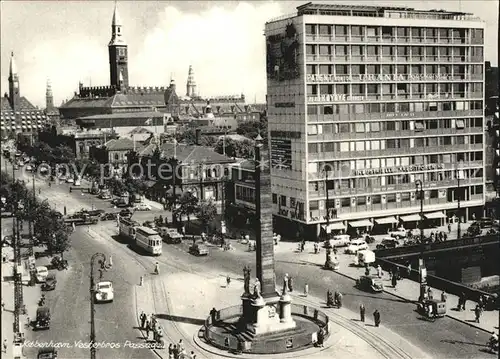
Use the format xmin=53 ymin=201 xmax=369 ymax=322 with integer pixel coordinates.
xmin=251 ymin=294 xmax=296 ymax=335
xmin=279 ymin=293 xmax=295 ymax=326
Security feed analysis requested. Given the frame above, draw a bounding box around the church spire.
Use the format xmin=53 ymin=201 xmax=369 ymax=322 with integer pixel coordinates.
xmin=109 ymin=0 xmax=126 ymax=46
xmin=9 ymin=52 xmax=18 ymax=78
xmin=186 ymin=65 xmax=197 ymax=98
xmin=108 ymin=1 xmax=128 ymax=88
xmin=46 ymin=79 xmax=54 ymax=110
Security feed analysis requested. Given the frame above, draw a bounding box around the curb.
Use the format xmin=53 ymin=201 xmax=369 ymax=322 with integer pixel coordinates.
xmin=329 ymin=265 xmax=494 ymax=334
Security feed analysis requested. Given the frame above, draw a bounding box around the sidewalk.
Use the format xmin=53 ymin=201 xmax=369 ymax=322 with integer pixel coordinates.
xmin=135 ymin=271 xmax=431 ymax=359
xmin=271 ymin=241 xmax=499 ymax=334
xmin=1 ymin=246 xmax=41 ymax=359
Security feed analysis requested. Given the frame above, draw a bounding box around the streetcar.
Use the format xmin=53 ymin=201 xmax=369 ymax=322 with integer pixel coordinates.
xmin=119 ymin=218 xmax=162 ymax=256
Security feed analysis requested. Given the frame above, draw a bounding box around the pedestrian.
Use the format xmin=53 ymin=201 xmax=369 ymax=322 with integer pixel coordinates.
xmin=337 ymin=291 xmax=343 ymax=308
xmin=427 ymin=287 xmax=433 ymax=300
xmin=226 ymin=275 xmax=231 ymax=287
xmin=407 ymin=263 xmax=412 ymax=278
xmin=304 ymin=283 xmax=309 ymax=297
xmin=441 ymin=291 xmax=447 ymax=302
xmin=190 ymin=351 xmax=197 ymax=359
xmin=461 ymin=292 xmax=467 ymax=311
xmin=145 ymin=320 xmax=151 ymax=340
xmin=140 ymin=311 xmax=146 ymax=328
xmin=365 ymin=266 xmax=370 ymax=276
xmin=168 ymin=343 xmax=173 ymax=356
xmin=474 ymin=304 xmax=482 ymax=323
xmin=210 ymin=307 xmax=217 ymax=324
xmin=376 ymin=265 xmax=382 ymax=278
xmin=443 ymin=233 xmax=447 ymax=241
xmin=360 ymin=304 xmax=365 ymax=322
xmin=172 ymin=344 xmax=178 ymax=359
xmin=178 ymin=339 xmax=184 ymax=352
xmin=317 ymin=327 xmax=325 ymax=348
xmin=288 ymin=276 xmax=293 ymax=292
xmin=478 ymin=295 xmax=484 ymax=309
xmin=373 ymin=309 xmax=381 ymax=327
xmin=391 ymin=274 xmax=397 ymax=289
xmin=2 ymin=338 xmax=7 ymax=353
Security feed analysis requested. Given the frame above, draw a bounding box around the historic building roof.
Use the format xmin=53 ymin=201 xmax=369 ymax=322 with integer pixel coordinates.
xmin=139 ymin=142 xmax=234 ymax=165
xmin=105 ymin=137 xmax=137 ymax=151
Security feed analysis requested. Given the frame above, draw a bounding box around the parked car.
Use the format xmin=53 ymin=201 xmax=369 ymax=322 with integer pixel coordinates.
xmin=327 ymin=234 xmax=351 ymax=248
xmin=356 ymin=275 xmax=384 ymax=293
xmin=189 ymin=242 xmax=209 ymax=256
xmin=134 ymin=203 xmax=151 ymax=211
xmin=376 ymin=238 xmax=400 ymax=250
xmin=388 ymin=228 xmax=407 ymax=239
xmin=95 ymin=281 xmax=114 ymax=303
xmin=65 ymin=177 xmax=74 ymax=184
xmin=345 ymin=239 xmax=368 ymax=254
xmin=101 ymin=212 xmax=117 ymax=221
xmin=478 ymin=217 xmax=494 ymax=228
xmin=41 ymin=273 xmax=57 ymax=291
xmin=119 ymin=209 xmax=133 ymax=218
xmin=37 ymin=347 xmax=58 ymax=359
xmin=35 ymin=266 xmax=49 ymax=283
xmin=34 ymin=306 xmax=50 ymax=330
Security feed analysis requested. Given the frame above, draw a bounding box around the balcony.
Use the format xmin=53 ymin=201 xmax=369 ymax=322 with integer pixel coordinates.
xmin=306 ymin=110 xmax=483 ymax=123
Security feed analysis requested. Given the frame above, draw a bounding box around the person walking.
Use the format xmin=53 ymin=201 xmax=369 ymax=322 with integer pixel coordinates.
xmin=447 ymin=223 xmax=451 ymax=233
xmin=190 ymin=351 xmax=197 ymax=359
xmin=474 ymin=304 xmax=482 ymax=323
xmin=461 ymin=292 xmax=467 ymax=311
xmin=441 ymin=291 xmax=447 ymax=302
xmin=427 ymin=287 xmax=433 ymax=300
xmin=406 ymin=263 xmax=412 ymax=278
xmin=140 ymin=311 xmax=146 ymax=328
xmin=154 ymin=262 xmax=159 ymax=275
xmin=288 ymin=276 xmax=293 ymax=292
xmin=168 ymin=344 xmax=174 ymax=357
xmin=337 ymin=291 xmax=343 ymax=308
xmin=317 ymin=327 xmax=325 ymax=348
xmin=226 ymin=275 xmax=231 ymax=287
xmin=391 ymin=274 xmax=397 ymax=289
xmin=373 ymin=309 xmax=381 ymax=327
xmin=145 ymin=320 xmax=151 ymax=340
xmin=360 ymin=304 xmax=366 ymax=322
xmin=304 ymin=283 xmax=309 ymax=297
xmin=376 ymin=265 xmax=382 ymax=278
xmin=172 ymin=344 xmax=179 ymax=359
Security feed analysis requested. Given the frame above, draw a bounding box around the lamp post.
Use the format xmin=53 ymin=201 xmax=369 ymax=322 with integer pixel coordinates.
xmin=456 ymin=161 xmax=463 ymax=240
xmin=89 ymin=253 xmax=111 ymax=359
xmin=415 ymin=179 xmax=426 ymax=301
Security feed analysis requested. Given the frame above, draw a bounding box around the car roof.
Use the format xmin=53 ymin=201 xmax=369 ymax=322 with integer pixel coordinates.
xmin=98 ymin=281 xmax=112 ymax=286
xmin=351 ymin=239 xmax=366 ymax=244
xmin=37 ymin=266 xmax=48 ymax=271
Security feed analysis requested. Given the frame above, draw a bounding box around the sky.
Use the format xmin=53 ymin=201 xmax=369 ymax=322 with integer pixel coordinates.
xmin=1 ymin=0 xmax=498 ymax=109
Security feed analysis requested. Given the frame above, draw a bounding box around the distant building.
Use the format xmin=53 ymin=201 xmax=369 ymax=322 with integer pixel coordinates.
xmin=1 ymin=52 xmax=50 ymax=139
xmin=45 ymin=79 xmax=60 ymax=122
xmin=59 ymin=2 xmax=260 ymax=123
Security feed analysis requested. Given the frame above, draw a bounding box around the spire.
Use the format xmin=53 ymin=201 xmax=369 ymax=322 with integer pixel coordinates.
xmin=9 ymin=52 xmax=18 ymax=77
xmin=186 ymin=65 xmax=197 ymax=97
xmin=46 ymin=79 xmax=54 ymax=110
xmin=46 ymin=79 xmax=53 ymax=97
xmin=112 ymin=0 xmax=122 ymax=26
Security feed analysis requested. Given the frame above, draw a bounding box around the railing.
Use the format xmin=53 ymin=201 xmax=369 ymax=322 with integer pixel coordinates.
xmin=377 ymin=256 xmax=498 ymax=303
xmin=375 ymin=234 xmax=499 ymax=259
xmin=203 ymin=303 xmax=330 ymax=353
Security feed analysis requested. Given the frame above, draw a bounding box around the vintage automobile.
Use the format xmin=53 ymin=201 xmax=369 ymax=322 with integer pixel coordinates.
xmin=159 ymin=227 xmax=183 ymax=244
xmin=327 ymin=234 xmax=351 ymax=248
xmin=119 ymin=209 xmax=133 ymax=218
xmin=35 ymin=266 xmax=49 ymax=283
xmin=134 ymin=203 xmax=152 ymax=211
xmin=417 ymin=299 xmax=446 ymax=319
xmin=189 ymin=243 xmax=209 ymax=256
xmin=41 ymin=273 xmax=57 ymax=291
xmin=35 ymin=307 xmax=51 ymax=330
xmin=345 ymin=239 xmax=368 ymax=254
xmin=356 ymin=275 xmax=384 ymax=293
xmin=95 ymin=281 xmax=114 ymax=303
xmin=376 ymin=238 xmax=400 ymax=250
xmin=101 ymin=212 xmax=117 ymax=221
xmin=388 ymin=227 xmax=407 ymax=239
xmin=37 ymin=347 xmax=58 ymax=359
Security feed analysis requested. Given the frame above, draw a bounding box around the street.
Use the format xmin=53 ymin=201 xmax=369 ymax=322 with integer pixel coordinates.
xmin=5 ymin=164 xmax=495 ymax=359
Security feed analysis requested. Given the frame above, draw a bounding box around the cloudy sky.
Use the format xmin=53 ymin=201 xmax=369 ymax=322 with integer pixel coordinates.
xmin=1 ymin=0 xmax=497 ymax=108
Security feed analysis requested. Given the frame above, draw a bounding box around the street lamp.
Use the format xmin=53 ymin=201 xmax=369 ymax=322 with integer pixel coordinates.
xmin=415 ymin=179 xmax=426 ymax=301
xmin=89 ymin=253 xmax=112 ymax=359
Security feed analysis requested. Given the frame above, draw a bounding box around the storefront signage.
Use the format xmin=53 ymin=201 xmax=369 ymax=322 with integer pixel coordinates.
xmin=275 ymin=102 xmax=295 ymax=108
xmin=354 ymin=163 xmax=444 ymax=176
xmin=306 ymin=73 xmax=452 ymax=83
xmin=270 ymin=130 xmax=301 ymax=139
xmin=308 ymin=94 xmax=365 ymax=102
xmin=386 ymin=112 xmax=415 ymax=118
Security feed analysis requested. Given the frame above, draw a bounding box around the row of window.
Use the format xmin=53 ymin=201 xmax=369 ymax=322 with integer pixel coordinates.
xmin=304 ymin=25 xmax=482 ymax=43
xmin=307 ymin=118 xmax=483 ymax=135
xmin=307 ymin=64 xmax=483 ymax=76
xmin=308 ymin=135 xmax=483 ymax=153
xmin=308 ymin=185 xmax=484 ymax=211
xmin=235 ymin=185 xmax=255 ymax=203
xmin=305 ymin=45 xmax=480 ymax=58
xmin=306 ymin=100 xmax=483 ymax=115
xmin=310 ymin=152 xmax=483 ymax=176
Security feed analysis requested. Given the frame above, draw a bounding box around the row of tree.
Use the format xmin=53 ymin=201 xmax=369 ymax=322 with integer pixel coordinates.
xmin=1 ymin=171 xmax=71 ymax=258
xmin=166 ymin=191 xmax=219 ymax=234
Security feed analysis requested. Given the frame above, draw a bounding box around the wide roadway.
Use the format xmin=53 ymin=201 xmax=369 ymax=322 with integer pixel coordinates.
xmin=10 ymin=165 xmax=492 ymax=359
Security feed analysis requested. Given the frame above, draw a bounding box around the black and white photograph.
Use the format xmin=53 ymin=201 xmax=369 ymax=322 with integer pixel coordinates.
xmin=0 ymin=1 xmax=499 ymax=358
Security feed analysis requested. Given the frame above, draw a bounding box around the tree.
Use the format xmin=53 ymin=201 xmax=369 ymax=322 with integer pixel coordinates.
xmin=236 ymin=119 xmax=268 ymax=144
xmin=197 ymin=199 xmax=217 ymax=233
xmin=50 ymin=227 xmax=72 ymax=259
xmin=53 ymin=144 xmax=75 ymax=164
xmin=214 ymin=138 xmax=254 ymax=159
xmin=176 ymin=191 xmax=199 ymax=223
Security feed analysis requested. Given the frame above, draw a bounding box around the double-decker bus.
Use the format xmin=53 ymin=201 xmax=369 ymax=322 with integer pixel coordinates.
xmin=118 ymin=218 xmax=162 ymax=256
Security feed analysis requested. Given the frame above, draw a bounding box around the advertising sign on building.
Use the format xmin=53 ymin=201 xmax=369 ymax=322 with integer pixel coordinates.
xmin=306 ymin=73 xmax=453 ymax=83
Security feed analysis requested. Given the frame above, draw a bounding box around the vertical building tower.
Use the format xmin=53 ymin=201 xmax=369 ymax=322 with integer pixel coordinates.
xmin=8 ymin=52 xmax=20 ymax=111
xmin=265 ymin=4 xmax=485 ymax=241
xmin=46 ymin=79 xmax=54 ymax=110
xmin=186 ymin=65 xmax=197 ymax=97
xmin=108 ymin=1 xmax=129 ymax=88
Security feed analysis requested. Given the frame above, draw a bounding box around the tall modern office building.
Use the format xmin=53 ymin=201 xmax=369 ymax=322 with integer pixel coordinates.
xmin=265 ymin=3 xmax=485 ymax=240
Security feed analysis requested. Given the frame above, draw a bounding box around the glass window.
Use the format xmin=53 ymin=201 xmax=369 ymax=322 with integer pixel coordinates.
xmin=338 ymin=105 xmax=349 ymax=115
xmin=351 ymin=26 xmax=363 ymax=36
xmin=371 ymin=140 xmax=380 ymax=150
xmin=415 ymin=121 xmax=425 ymax=131
xmin=335 ymin=45 xmax=347 ymax=55
xmin=336 ymin=84 xmax=348 ymax=94
xmin=308 ymin=125 xmax=317 ymax=135
xmin=366 ymin=27 xmax=377 ymax=37
xmin=319 ymin=64 xmax=332 ymax=75
xmin=305 ymin=24 xmax=316 ymax=35
xmin=318 ymin=24 xmax=331 ymax=35
xmin=366 ymin=46 xmax=378 ymax=56
xmin=354 ymin=104 xmax=364 ymax=113
xmin=367 ymin=84 xmax=378 ymax=94
xmin=306 ymin=45 xmax=316 ymax=55
xmin=366 ymin=64 xmax=379 ymax=74
xmin=352 ymin=65 xmax=365 ymax=75
xmin=340 ymin=142 xmax=349 ymax=152
xmin=352 ymin=84 xmax=364 ymax=95
xmin=319 ymin=45 xmax=331 ymax=55
xmin=369 ymin=103 xmax=380 ymax=113
xmin=371 ymin=122 xmax=380 ymax=131
xmin=306 ymin=65 xmax=316 ymax=75
xmin=456 ymin=119 xmax=465 ymax=129
xmin=352 ymin=45 xmax=363 ymax=56
xmin=355 ymin=123 xmax=365 ymax=132
xmin=339 ymin=123 xmax=349 ymax=133
xmin=335 ymin=25 xmax=347 ymax=35
xmin=308 ymin=143 xmax=318 ymax=152
xmin=335 ymin=65 xmax=348 ymax=75
xmin=356 ymin=142 xmax=365 ymax=151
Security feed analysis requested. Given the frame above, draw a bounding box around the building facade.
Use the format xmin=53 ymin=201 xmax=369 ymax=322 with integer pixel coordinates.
xmin=1 ymin=53 xmax=50 ymax=139
xmin=265 ymin=3 xmax=486 ymax=240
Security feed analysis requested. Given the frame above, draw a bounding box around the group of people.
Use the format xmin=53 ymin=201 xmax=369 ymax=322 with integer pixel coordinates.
xmin=326 ymin=290 xmax=343 ymax=308
xmin=167 ymin=340 xmax=197 ymax=359
xmin=139 ymin=311 xmax=163 ymax=344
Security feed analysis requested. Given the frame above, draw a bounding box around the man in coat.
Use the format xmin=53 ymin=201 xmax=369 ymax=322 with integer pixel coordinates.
xmin=360 ymin=304 xmax=366 ymax=322
xmin=373 ymin=309 xmax=381 ymax=327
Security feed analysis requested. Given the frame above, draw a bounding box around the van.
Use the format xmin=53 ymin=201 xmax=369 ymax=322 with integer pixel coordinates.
xmin=328 ymin=234 xmax=350 ymax=248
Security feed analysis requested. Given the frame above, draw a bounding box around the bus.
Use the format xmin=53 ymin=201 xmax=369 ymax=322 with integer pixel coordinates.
xmin=118 ymin=218 xmax=162 ymax=256
xmin=135 ymin=227 xmax=162 ymax=256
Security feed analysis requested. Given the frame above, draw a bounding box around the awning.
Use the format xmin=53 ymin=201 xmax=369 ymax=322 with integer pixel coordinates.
xmin=349 ymin=219 xmax=373 ymax=228
xmin=375 ymin=216 xmax=398 ymax=225
xmin=400 ymin=214 xmax=421 ymax=222
xmin=322 ymin=222 xmax=346 ymax=232
xmin=425 ymin=211 xmax=446 ymax=219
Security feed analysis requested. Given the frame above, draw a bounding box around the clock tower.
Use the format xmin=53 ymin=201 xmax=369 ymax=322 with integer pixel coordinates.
xmin=8 ymin=52 xmax=21 ymax=111
xmin=108 ymin=2 xmax=129 ymax=88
